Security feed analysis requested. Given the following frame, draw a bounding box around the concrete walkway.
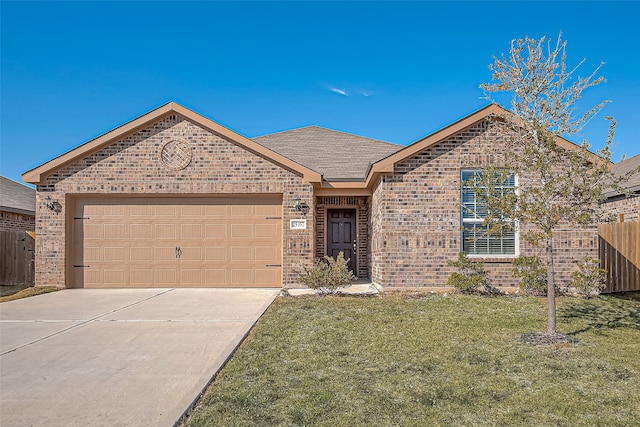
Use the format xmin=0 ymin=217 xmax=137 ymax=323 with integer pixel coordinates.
xmin=0 ymin=288 xmax=279 ymax=427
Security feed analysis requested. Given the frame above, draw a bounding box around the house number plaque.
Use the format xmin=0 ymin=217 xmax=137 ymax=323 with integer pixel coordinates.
xmin=290 ymin=219 xmax=307 ymax=230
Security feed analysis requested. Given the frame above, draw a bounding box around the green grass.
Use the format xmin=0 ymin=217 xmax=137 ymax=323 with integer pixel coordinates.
xmin=185 ymin=293 xmax=640 ymax=427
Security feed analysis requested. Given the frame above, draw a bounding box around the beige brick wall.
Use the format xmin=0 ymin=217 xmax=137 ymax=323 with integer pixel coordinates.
xmin=370 ymin=119 xmax=598 ymax=289
xmin=35 ymin=114 xmax=314 ymax=287
xmin=0 ymin=211 xmax=35 ymax=232
xmin=603 ymin=195 xmax=640 ymax=223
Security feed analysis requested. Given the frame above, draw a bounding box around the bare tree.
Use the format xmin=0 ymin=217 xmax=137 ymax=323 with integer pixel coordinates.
xmin=476 ymin=34 xmax=635 ymax=336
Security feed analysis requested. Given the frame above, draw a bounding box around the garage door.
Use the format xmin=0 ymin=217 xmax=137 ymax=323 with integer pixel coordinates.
xmin=71 ymin=197 xmax=282 ymax=288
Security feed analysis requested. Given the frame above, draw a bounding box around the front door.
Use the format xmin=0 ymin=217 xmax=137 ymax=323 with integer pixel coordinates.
xmin=326 ymin=209 xmax=356 ymax=274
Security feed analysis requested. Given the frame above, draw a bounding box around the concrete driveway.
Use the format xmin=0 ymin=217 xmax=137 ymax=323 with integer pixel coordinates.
xmin=0 ymin=288 xmax=279 ymax=427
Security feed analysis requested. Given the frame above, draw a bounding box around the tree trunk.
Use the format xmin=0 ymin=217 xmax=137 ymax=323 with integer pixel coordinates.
xmin=545 ymin=235 xmax=556 ymax=334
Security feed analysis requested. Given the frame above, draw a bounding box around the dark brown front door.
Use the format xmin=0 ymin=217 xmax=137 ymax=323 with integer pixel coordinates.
xmin=327 ymin=209 xmax=356 ymax=274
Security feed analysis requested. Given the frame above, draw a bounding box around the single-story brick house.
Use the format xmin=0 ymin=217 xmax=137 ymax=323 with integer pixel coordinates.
xmin=1 ymin=176 xmax=36 ymax=232
xmin=603 ymin=154 xmax=640 ymax=222
xmin=22 ymin=102 xmax=598 ymax=289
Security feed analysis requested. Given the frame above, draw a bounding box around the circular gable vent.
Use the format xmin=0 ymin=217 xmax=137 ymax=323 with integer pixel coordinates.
xmin=160 ymin=140 xmax=192 ymax=170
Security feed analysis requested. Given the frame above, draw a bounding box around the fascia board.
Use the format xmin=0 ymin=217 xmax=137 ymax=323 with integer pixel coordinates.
xmin=23 ymin=102 xmax=322 ymax=185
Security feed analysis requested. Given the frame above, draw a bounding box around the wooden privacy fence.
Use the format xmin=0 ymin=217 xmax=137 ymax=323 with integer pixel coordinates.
xmin=0 ymin=230 xmax=35 ymax=286
xmin=598 ymin=221 xmax=640 ymax=293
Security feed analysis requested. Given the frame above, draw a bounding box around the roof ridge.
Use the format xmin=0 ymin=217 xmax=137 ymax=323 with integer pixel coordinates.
xmin=254 ymin=125 xmax=402 ymax=148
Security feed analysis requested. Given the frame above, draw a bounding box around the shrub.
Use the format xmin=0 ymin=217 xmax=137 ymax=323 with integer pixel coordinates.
xmin=570 ymin=256 xmax=606 ymax=298
xmin=512 ymin=255 xmax=547 ymax=295
xmin=447 ymin=252 xmax=496 ymax=294
xmin=298 ymin=252 xmax=355 ymax=295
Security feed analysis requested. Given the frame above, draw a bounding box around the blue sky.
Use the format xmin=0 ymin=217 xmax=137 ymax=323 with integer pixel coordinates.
xmin=1 ymin=1 xmax=639 ymax=186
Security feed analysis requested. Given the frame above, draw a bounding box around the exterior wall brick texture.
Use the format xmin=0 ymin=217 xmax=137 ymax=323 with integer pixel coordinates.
xmin=603 ymin=195 xmax=640 ymax=223
xmin=0 ymin=211 xmax=35 ymax=232
xmin=370 ymin=120 xmax=598 ymax=288
xmin=35 ymin=114 xmax=314 ymax=287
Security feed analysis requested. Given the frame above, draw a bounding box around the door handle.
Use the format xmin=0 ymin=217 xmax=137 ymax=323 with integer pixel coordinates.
xmin=353 ymin=240 xmax=357 ymax=253
xmin=175 ymin=246 xmax=182 ymax=259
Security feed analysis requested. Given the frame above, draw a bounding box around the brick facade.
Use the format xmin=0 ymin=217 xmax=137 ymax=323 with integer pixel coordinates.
xmin=28 ymin=104 xmax=609 ymax=290
xmin=0 ymin=210 xmax=35 ymax=232
xmin=370 ymin=120 xmax=598 ymax=289
xmin=603 ymin=195 xmax=640 ymax=223
xmin=35 ymin=114 xmax=314 ymax=287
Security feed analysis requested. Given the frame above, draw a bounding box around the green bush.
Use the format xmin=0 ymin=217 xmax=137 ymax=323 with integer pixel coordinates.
xmin=512 ymin=255 xmax=547 ymax=295
xmin=447 ymin=252 xmax=495 ymax=294
xmin=298 ymin=252 xmax=355 ymax=295
xmin=570 ymin=256 xmax=606 ymax=298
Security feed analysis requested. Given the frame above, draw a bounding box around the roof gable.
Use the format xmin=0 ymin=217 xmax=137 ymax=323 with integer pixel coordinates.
xmin=366 ymin=104 xmax=607 ymax=184
xmin=254 ymin=126 xmax=401 ymax=180
xmin=22 ymin=102 xmax=322 ymax=185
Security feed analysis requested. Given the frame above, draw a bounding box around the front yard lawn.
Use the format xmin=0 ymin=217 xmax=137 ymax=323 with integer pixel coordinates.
xmin=184 ymin=293 xmax=640 ymax=426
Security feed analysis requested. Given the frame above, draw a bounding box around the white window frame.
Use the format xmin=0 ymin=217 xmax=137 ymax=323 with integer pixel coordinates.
xmin=460 ymin=169 xmax=519 ymax=258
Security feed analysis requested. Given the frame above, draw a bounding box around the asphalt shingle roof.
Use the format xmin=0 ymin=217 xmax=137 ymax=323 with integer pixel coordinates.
xmin=0 ymin=176 xmax=36 ymax=215
xmin=253 ymin=126 xmax=402 ymax=180
xmin=606 ymin=154 xmax=640 ymax=197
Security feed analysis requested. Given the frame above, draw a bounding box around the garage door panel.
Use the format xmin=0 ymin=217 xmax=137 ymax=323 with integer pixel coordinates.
xmin=103 ymin=205 xmax=127 ymax=216
xmin=83 ymin=246 xmax=102 ymax=262
xmin=82 ymin=269 xmax=101 ymax=286
xmin=255 ymin=246 xmax=278 ymax=261
xmin=205 ymin=269 xmax=226 ymax=285
xmin=231 ymin=247 xmax=253 ymax=261
xmin=181 ymin=205 xmax=203 ymax=216
xmin=103 ymin=224 xmax=126 ymax=239
xmin=104 ymin=269 xmax=126 ymax=285
xmin=181 ymin=269 xmax=203 ymax=285
xmin=103 ymin=247 xmax=126 ymax=261
xmin=83 ymin=205 xmax=104 ymax=216
xmin=130 ymin=247 xmax=153 ymax=261
xmin=230 ymin=205 xmax=253 ymax=216
xmin=73 ymin=197 xmax=282 ymax=288
xmin=130 ymin=224 xmax=152 ymax=239
xmin=255 ymin=269 xmax=278 ymax=284
xmin=180 ymin=247 xmax=202 ymax=261
xmin=154 ymin=269 xmax=176 ymax=285
xmin=205 ymin=224 xmax=226 ymax=239
xmin=84 ymin=224 xmax=104 ymax=240
xmin=155 ymin=247 xmax=176 ymax=261
xmin=231 ymin=224 xmax=253 ymax=238
xmin=255 ymin=223 xmax=278 ymax=238
xmin=154 ymin=206 xmax=177 ymax=216
xmin=231 ymin=269 xmax=253 ymax=284
xmin=130 ymin=269 xmax=153 ymax=285
xmin=129 ymin=205 xmax=152 ymax=216
xmin=255 ymin=205 xmax=279 ymax=216
xmin=155 ymin=224 xmax=176 ymax=239
xmin=204 ymin=205 xmax=228 ymax=217
xmin=205 ymin=246 xmax=226 ymax=261
xmin=181 ymin=224 xmax=203 ymax=239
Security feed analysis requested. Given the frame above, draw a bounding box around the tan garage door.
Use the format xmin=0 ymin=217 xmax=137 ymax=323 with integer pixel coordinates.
xmin=71 ymin=197 xmax=282 ymax=288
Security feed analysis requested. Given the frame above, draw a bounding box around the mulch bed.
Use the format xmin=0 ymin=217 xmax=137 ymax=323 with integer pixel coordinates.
xmin=518 ymin=331 xmax=579 ymax=346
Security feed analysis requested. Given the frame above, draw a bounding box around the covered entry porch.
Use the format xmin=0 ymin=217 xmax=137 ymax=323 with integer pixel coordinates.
xmin=314 ymin=196 xmax=370 ymax=279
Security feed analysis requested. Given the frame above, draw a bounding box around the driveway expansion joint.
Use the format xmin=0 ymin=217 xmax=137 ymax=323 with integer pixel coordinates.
xmin=0 ymin=288 xmax=174 ymax=356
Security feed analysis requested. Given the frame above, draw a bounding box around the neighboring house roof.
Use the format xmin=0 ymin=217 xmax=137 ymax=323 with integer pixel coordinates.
xmin=22 ymin=102 xmax=322 ymax=185
xmin=605 ymin=154 xmax=640 ymax=198
xmin=0 ymin=176 xmax=36 ymax=215
xmin=254 ymin=126 xmax=401 ymax=181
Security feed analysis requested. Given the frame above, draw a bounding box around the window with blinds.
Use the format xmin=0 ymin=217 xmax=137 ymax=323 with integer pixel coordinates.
xmin=461 ymin=170 xmax=517 ymax=256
